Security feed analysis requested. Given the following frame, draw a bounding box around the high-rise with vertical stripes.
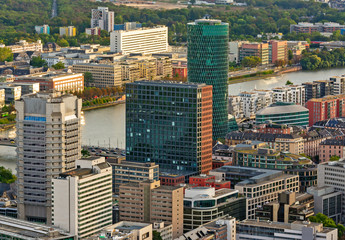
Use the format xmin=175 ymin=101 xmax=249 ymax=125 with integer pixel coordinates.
xmin=187 ymin=19 xmax=229 ymax=140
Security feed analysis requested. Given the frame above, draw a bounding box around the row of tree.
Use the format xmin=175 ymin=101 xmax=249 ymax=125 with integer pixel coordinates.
xmin=300 ymin=48 xmax=345 ymax=70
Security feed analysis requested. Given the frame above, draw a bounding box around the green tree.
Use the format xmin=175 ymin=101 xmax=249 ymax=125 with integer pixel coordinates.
xmin=81 ymin=149 xmax=90 ymax=157
xmin=309 ymin=213 xmax=345 ymax=238
xmin=288 ymin=50 xmax=294 ymax=61
xmin=84 ymin=72 xmax=94 ymax=87
xmin=153 ymin=231 xmax=162 ymax=240
xmin=241 ymin=56 xmax=261 ymax=68
xmin=30 ymin=56 xmax=47 ymax=67
xmin=57 ymin=38 xmax=69 ymax=47
xmin=0 ymin=47 xmax=13 ymax=62
xmin=52 ymin=61 xmax=65 ymax=70
xmin=0 ymin=167 xmax=17 ymax=184
xmin=329 ymin=155 xmax=340 ymax=161
xmin=286 ymin=80 xmax=293 ymax=85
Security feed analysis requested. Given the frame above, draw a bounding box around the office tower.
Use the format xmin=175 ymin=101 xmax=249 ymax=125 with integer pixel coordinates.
xmin=110 ymin=26 xmax=168 ymax=54
xmin=119 ymin=180 xmax=184 ymax=238
xmin=187 ymin=19 xmax=229 ymax=140
xmin=126 ymin=81 xmax=213 ymax=175
xmin=240 ymin=42 xmax=269 ymax=65
xmin=91 ymin=7 xmax=114 ymax=32
xmin=16 ymin=91 xmax=82 ymax=224
xmin=318 ymin=160 xmax=345 ymax=223
xmin=52 ymin=157 xmax=112 ymax=238
xmin=268 ymin=40 xmax=288 ymax=64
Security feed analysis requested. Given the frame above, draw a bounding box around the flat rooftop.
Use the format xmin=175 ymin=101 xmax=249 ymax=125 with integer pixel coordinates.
xmin=127 ymin=80 xmax=207 ymax=88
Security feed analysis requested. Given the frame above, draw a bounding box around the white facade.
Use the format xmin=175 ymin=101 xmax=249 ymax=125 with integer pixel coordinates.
xmin=239 ymin=90 xmax=273 ymax=118
xmin=110 ymin=26 xmax=168 ymax=54
xmin=272 ymin=85 xmax=305 ymax=105
xmin=229 ymin=95 xmax=243 ymax=118
xmin=318 ymin=160 xmax=345 ymax=223
xmin=229 ymin=41 xmax=248 ymax=63
xmin=91 ymin=7 xmax=114 ymax=32
xmin=330 ymin=75 xmax=345 ymax=95
xmin=52 ymin=157 xmax=112 ymax=239
xmin=2 ymin=40 xmax=42 ymax=53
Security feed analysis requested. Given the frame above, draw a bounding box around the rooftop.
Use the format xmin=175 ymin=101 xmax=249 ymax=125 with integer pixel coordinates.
xmin=308 ymin=94 xmax=345 ymax=102
xmin=127 ymin=80 xmax=207 ymax=88
xmin=256 ymin=102 xmax=309 ymax=115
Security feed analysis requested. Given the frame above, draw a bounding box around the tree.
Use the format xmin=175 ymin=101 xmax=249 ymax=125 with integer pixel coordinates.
xmin=153 ymin=231 xmax=162 ymax=240
xmin=81 ymin=149 xmax=90 ymax=157
xmin=286 ymin=80 xmax=293 ymax=85
xmin=30 ymin=56 xmax=47 ymax=67
xmin=309 ymin=213 xmax=345 ymax=239
xmin=57 ymin=38 xmax=69 ymax=47
xmin=52 ymin=61 xmax=65 ymax=70
xmin=329 ymin=155 xmax=340 ymax=161
xmin=241 ymin=56 xmax=261 ymax=68
xmin=288 ymin=50 xmax=294 ymax=61
xmin=0 ymin=167 xmax=17 ymax=184
xmin=84 ymin=72 xmax=94 ymax=87
xmin=0 ymin=47 xmax=13 ymax=62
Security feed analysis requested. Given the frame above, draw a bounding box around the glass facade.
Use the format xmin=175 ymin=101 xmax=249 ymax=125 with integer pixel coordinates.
xmin=188 ymin=19 xmax=229 ymax=140
xmin=126 ymin=81 xmax=212 ymax=174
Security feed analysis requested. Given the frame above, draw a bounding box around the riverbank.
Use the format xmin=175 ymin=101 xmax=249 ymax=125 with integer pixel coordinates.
xmin=82 ymin=100 xmax=125 ymax=111
xmin=228 ymin=66 xmax=302 ymax=85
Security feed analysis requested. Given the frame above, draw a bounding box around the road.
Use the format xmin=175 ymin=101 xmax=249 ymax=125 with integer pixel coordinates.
xmin=51 ymin=0 xmax=57 ymax=18
xmin=0 ymin=138 xmax=15 ymax=147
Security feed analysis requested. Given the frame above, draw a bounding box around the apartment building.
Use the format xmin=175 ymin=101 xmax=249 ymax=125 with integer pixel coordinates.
xmin=35 ymin=24 xmax=50 ymax=34
xmin=319 ymin=138 xmax=345 ymax=162
xmin=272 ymin=85 xmax=305 ymax=105
xmin=239 ymin=90 xmax=273 ymax=118
xmin=318 ymin=160 xmax=345 ymax=223
xmin=303 ymin=82 xmax=322 ymax=102
xmin=119 ymin=180 xmax=183 ymax=239
xmin=0 ymin=89 xmax=4 ymax=107
xmin=290 ymin=22 xmax=345 ymax=33
xmin=269 ymin=40 xmax=288 ymax=64
xmin=16 ymin=91 xmax=82 ymax=224
xmin=239 ymin=42 xmax=269 ymax=65
xmin=237 ymin=220 xmax=338 ymax=240
xmin=16 ymin=71 xmax=84 ymax=92
xmin=52 ymin=157 xmax=113 ymax=239
xmin=0 ymin=84 xmax=21 ymax=103
xmin=85 ymin=27 xmax=101 ymax=36
xmin=72 ymin=63 xmax=122 ymax=88
xmin=91 ymin=7 xmax=114 ymax=32
xmin=183 ymin=187 xmax=246 ymax=232
xmin=59 ymin=26 xmax=77 ymax=37
xmin=107 ymin=159 xmax=159 ymax=194
xmin=110 ymin=26 xmax=168 ymax=54
xmin=306 ymin=94 xmax=345 ymax=126
xmin=1 ymin=40 xmax=43 ymax=53
xmin=330 ymin=75 xmax=345 ymax=95
xmin=256 ymin=191 xmax=314 ymax=223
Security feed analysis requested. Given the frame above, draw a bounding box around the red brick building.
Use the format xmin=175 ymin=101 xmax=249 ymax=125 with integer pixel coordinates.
xmin=159 ymin=174 xmax=185 ymax=186
xmin=189 ymin=175 xmax=231 ymax=190
xmin=257 ymin=123 xmax=292 ymax=134
xmin=306 ymin=95 xmax=345 ymax=126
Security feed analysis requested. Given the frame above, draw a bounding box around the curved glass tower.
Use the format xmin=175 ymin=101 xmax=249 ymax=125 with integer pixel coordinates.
xmin=187 ymin=19 xmax=229 ymax=140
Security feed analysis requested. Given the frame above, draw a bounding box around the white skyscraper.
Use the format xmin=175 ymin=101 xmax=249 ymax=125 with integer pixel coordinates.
xmin=16 ymin=91 xmax=82 ymax=224
xmin=91 ymin=7 xmax=114 ymax=32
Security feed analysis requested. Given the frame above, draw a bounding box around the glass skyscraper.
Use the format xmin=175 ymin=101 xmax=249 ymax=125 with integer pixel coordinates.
xmin=188 ymin=19 xmax=229 ymax=140
xmin=126 ymin=81 xmax=213 ymax=175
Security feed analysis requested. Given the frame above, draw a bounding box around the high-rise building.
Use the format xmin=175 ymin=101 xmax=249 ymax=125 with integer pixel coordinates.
xmin=15 ymin=91 xmax=82 ymax=224
xmin=302 ymin=82 xmax=321 ymax=102
xmin=59 ymin=26 xmax=77 ymax=37
xmin=91 ymin=7 xmax=114 ymax=32
xmin=126 ymin=81 xmax=213 ymax=175
xmin=119 ymin=180 xmax=184 ymax=239
xmin=110 ymin=26 xmax=168 ymax=54
xmin=187 ymin=19 xmax=229 ymax=140
xmin=239 ymin=42 xmax=269 ymax=65
xmin=35 ymin=25 xmax=50 ymax=34
xmin=269 ymin=40 xmax=288 ymax=64
xmin=52 ymin=157 xmax=113 ymax=238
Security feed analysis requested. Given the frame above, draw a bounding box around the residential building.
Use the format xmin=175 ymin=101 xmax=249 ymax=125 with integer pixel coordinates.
xmin=318 ymin=160 xmax=345 ymax=223
xmin=114 ymin=22 xmax=142 ymax=31
xmin=257 ymin=122 xmax=292 ymax=134
xmin=35 ymin=24 xmax=50 ymax=34
xmin=126 ymin=81 xmax=213 ymax=176
xmin=302 ymin=130 xmax=331 ymax=158
xmin=94 ymin=221 xmax=152 ymax=240
xmin=236 ymin=220 xmax=338 ymax=240
xmin=239 ymin=90 xmax=273 ymax=118
xmin=171 ymin=58 xmax=187 ymax=79
xmin=188 ymin=19 xmax=229 ymax=140
xmin=256 ymin=102 xmax=309 ymax=126
xmin=11 ymin=82 xmax=40 ymax=95
xmin=72 ymin=63 xmax=122 ymax=88
xmin=239 ymin=42 xmax=269 ymax=65
xmin=303 ymin=82 xmax=321 ymax=102
xmin=0 ymin=215 xmax=75 ymax=240
xmin=307 ymin=186 xmax=343 ymax=223
xmin=52 ymin=157 xmax=112 ymax=239
xmin=306 ymin=94 xmax=345 ymax=126
xmin=0 ymin=89 xmax=4 ymax=107
xmin=272 ymin=85 xmax=305 ymax=105
xmin=315 ymin=80 xmax=334 ymax=97
xmin=16 ymin=71 xmax=84 ymax=92
xmin=91 ymin=7 xmax=114 ymax=32
xmin=287 ymin=41 xmax=309 ymax=58
xmin=1 ymin=40 xmax=43 ymax=53
xmin=210 ymin=166 xmax=299 ymax=219
xmin=183 ymin=187 xmax=246 ymax=232
xmin=228 ymin=95 xmax=243 ymax=118
xmin=319 ymin=138 xmax=345 ymax=162
xmin=85 ymin=27 xmax=101 ymax=36
xmin=110 ymin=26 xmax=168 ymax=54
xmin=106 ymin=159 xmax=159 ymax=194
xmin=269 ymin=40 xmax=288 ymax=64
xmin=0 ymin=84 xmax=21 ymax=103
xmin=189 ymin=174 xmax=231 ymax=190
xmin=15 ymin=91 xmax=82 ymax=224
xmin=330 ymin=75 xmax=345 ymax=95
xmin=290 ymin=22 xmax=345 ymax=34
xmin=255 ymin=191 xmax=314 ymax=223
xmin=119 ymin=180 xmax=184 ymax=238
xmin=59 ymin=26 xmax=77 ymax=37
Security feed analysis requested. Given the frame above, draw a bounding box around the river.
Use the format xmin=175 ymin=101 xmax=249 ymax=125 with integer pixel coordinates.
xmin=2 ymin=67 xmax=345 ymax=174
